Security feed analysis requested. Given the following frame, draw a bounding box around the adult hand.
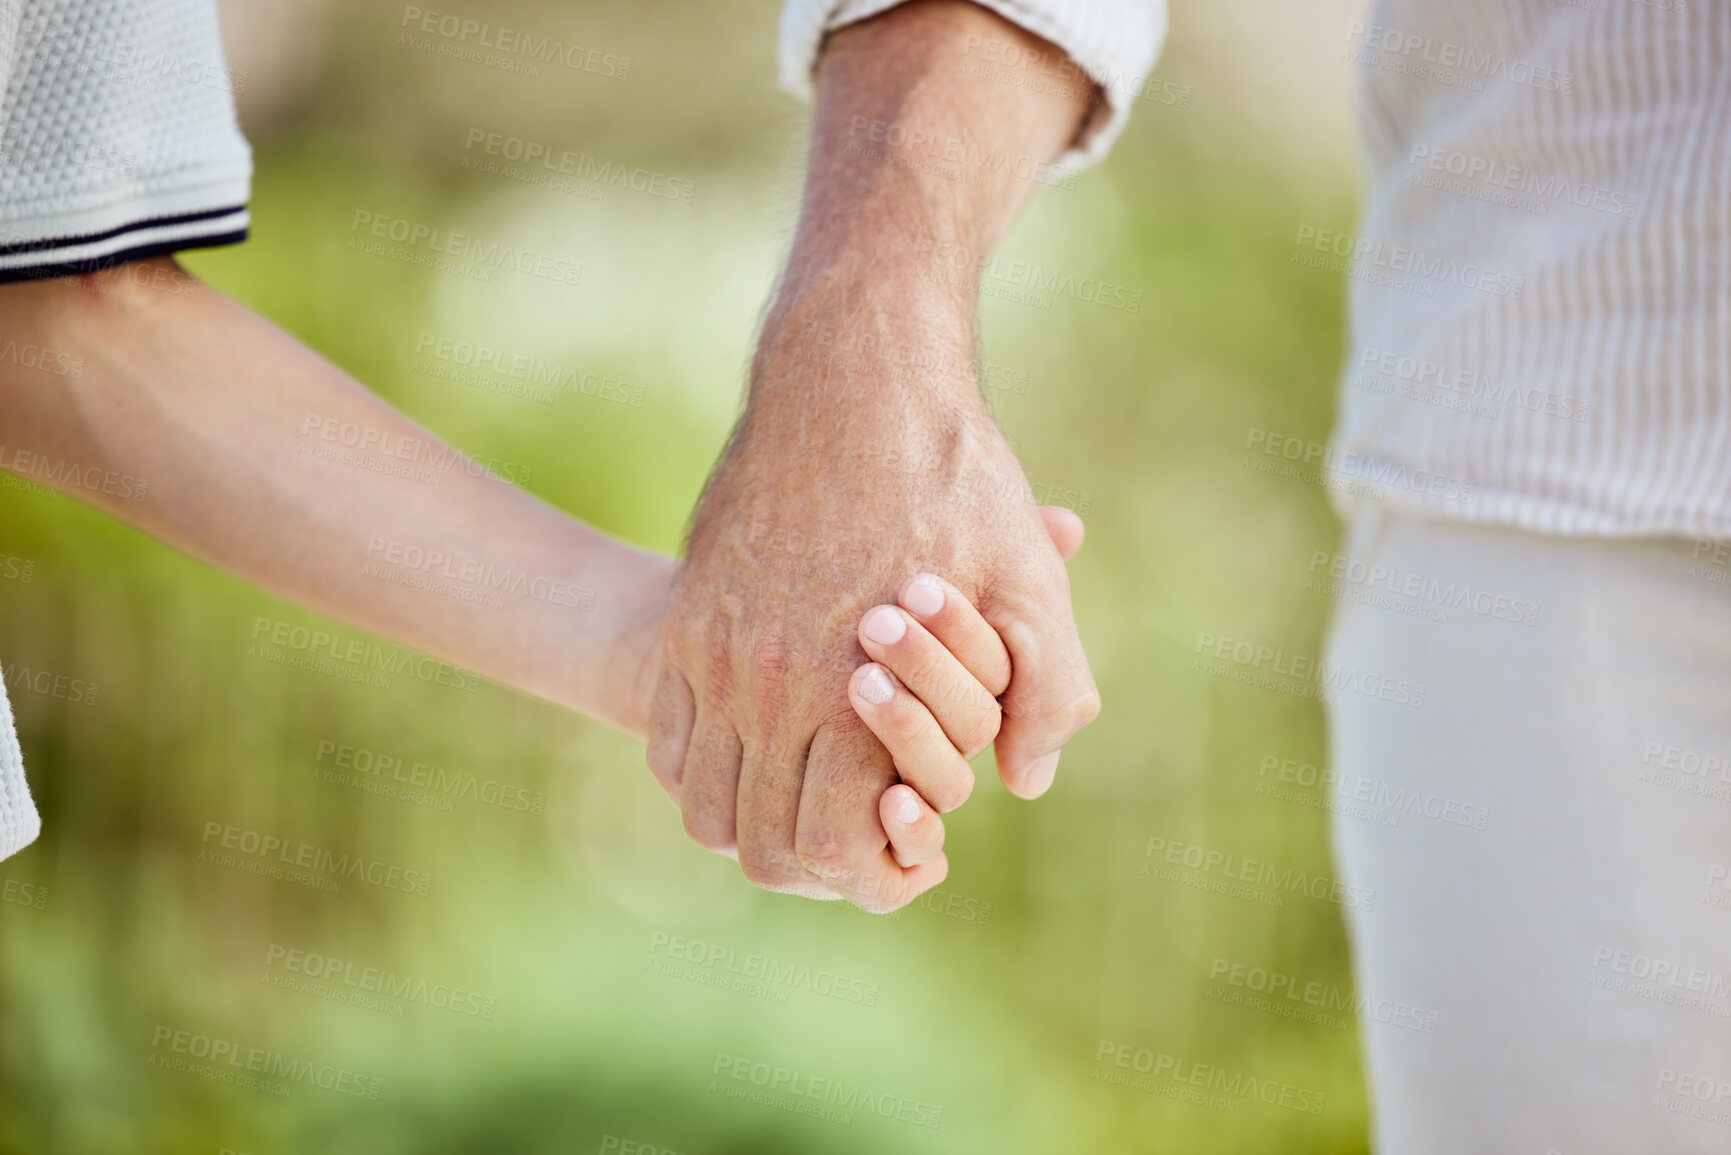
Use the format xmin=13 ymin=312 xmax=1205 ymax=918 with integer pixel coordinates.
xmin=645 ymin=1 xmax=1101 ymax=912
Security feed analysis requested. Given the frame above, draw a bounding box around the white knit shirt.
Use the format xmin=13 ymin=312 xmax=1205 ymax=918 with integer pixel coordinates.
xmin=0 ymin=0 xmax=251 ymax=859
xmin=0 ymin=0 xmax=251 ymax=279
xmin=782 ymin=0 xmax=1731 ymax=535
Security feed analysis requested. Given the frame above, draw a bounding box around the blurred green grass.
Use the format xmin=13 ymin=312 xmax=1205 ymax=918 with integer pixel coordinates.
xmin=0 ymin=2 xmax=1365 ymax=1151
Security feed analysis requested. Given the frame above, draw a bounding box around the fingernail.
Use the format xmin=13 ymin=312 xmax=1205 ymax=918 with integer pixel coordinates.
xmin=859 ymin=665 xmax=894 ymax=705
xmin=1022 ymin=751 xmax=1061 ymax=797
xmin=864 ymin=606 xmax=907 ymax=646
xmin=892 ymin=787 xmax=921 ymax=825
xmin=903 ymin=575 xmax=945 ymax=617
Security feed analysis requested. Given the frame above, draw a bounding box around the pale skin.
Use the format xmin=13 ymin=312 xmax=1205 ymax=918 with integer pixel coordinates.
xmin=0 ymin=0 xmax=1099 ymax=912
xmin=0 ymin=259 xmax=672 ymax=738
xmin=0 ymin=255 xmax=1077 ymax=875
xmin=650 ymin=0 xmax=1103 ymax=910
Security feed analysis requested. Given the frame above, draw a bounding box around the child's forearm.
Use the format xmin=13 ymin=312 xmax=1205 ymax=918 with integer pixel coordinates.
xmin=0 ymin=259 xmax=670 ymax=735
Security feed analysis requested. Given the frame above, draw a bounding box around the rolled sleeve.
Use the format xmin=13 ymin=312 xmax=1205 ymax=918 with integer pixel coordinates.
xmin=778 ymin=0 xmax=1166 ymax=173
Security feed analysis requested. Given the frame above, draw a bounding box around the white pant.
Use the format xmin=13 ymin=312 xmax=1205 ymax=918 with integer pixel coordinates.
xmin=1326 ymin=508 xmax=1731 ymax=1154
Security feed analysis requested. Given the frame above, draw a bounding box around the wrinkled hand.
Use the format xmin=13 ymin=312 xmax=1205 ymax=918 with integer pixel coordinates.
xmin=645 ymin=284 xmax=1099 ymax=912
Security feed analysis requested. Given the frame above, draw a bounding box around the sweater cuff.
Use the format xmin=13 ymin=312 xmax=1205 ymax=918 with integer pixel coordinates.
xmin=778 ymin=0 xmax=1166 ymax=175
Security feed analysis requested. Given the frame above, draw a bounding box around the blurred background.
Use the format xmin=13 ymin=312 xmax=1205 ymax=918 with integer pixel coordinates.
xmin=0 ymin=0 xmax=1370 ymax=1150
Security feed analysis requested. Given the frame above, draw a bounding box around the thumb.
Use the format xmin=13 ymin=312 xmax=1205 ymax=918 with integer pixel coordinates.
xmin=644 ymin=665 xmax=696 ymax=804
xmin=1038 ymin=505 xmax=1085 ymax=561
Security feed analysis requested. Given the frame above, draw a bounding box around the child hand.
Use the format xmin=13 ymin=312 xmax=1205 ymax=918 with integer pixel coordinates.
xmin=850 ymin=506 xmax=1086 ymax=869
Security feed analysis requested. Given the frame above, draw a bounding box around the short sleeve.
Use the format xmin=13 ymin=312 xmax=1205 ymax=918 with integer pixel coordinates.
xmin=778 ymin=0 xmax=1166 ymax=175
xmin=0 ymin=0 xmax=252 ymax=282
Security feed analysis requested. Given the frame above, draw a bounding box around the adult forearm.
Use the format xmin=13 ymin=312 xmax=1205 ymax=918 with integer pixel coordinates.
xmin=653 ymin=2 xmax=1102 ymax=909
xmin=0 ymin=261 xmax=669 ymax=734
xmin=763 ymin=0 xmax=1093 ymax=360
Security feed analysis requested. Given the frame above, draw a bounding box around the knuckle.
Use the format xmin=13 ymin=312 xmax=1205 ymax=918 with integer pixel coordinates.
xmin=681 ymin=808 xmax=736 ymax=854
xmin=903 ymin=648 xmax=948 ymax=689
xmin=881 ymin=696 xmax=929 ymax=747
xmin=750 ymin=639 xmax=793 ymax=694
xmin=793 ymin=829 xmax=853 ymax=876
xmin=1011 ymin=684 xmax=1101 ymax=738
xmin=645 ymin=738 xmax=682 ymax=780
xmin=738 ymin=846 xmax=798 ymax=889
xmin=925 ymin=764 xmax=976 ymax=813
xmin=1063 ymin=687 xmax=1103 ymax=733
xmin=794 ymin=832 xmax=869 ymax=894
xmin=956 ymin=707 xmax=1002 ymax=759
